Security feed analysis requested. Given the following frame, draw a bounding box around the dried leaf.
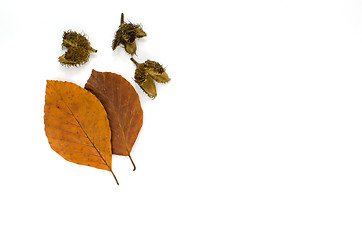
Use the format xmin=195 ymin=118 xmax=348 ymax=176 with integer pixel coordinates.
xmin=85 ymin=70 xmax=143 ymax=171
xmin=44 ymin=80 xmax=118 ymax=184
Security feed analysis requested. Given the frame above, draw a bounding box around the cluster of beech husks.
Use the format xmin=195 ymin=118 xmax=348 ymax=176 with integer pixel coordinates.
xmin=112 ymin=13 xmax=170 ymax=98
xmin=58 ymin=13 xmax=170 ymax=98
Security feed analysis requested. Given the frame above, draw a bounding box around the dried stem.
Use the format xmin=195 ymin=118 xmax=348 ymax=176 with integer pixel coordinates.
xmin=121 ymin=13 xmax=124 ymax=25
xmin=109 ymin=166 xmax=120 ymax=185
xmin=130 ymin=57 xmax=140 ymax=67
xmin=127 ymin=151 xmax=136 ymax=171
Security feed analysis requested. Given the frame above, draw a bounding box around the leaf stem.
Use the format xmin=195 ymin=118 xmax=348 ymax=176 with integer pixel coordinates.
xmin=109 ymin=168 xmax=120 ymax=185
xmin=114 ymin=115 xmax=137 ymax=171
xmin=127 ymin=151 xmax=136 ymax=171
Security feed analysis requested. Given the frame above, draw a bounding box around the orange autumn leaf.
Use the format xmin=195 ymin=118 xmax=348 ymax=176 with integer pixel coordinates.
xmin=44 ymin=80 xmax=118 ymax=184
xmin=85 ymin=70 xmax=143 ymax=171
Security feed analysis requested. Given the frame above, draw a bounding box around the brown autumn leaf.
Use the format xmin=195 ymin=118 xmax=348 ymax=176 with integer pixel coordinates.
xmin=85 ymin=70 xmax=143 ymax=171
xmin=44 ymin=80 xmax=119 ymax=184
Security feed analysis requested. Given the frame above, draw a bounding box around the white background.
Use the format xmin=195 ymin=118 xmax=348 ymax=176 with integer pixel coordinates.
xmin=1 ymin=0 xmax=362 ymax=239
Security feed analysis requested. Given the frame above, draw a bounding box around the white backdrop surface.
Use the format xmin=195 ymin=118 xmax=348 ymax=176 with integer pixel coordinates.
xmin=1 ymin=0 xmax=362 ymax=239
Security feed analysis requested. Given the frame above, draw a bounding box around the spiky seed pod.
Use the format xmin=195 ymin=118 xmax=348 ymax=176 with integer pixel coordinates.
xmin=112 ymin=13 xmax=147 ymax=55
xmin=132 ymin=61 xmax=157 ymax=98
xmin=59 ymin=48 xmax=90 ymax=67
xmin=62 ymin=30 xmax=97 ymax=53
xmin=134 ymin=64 xmax=147 ymax=84
xmin=59 ymin=30 xmax=97 ymax=67
xmin=144 ymin=60 xmax=164 ymax=73
xmin=131 ymin=58 xmax=170 ymax=98
xmin=140 ymin=75 xmax=157 ymax=98
xmin=143 ymin=60 xmax=170 ymax=83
